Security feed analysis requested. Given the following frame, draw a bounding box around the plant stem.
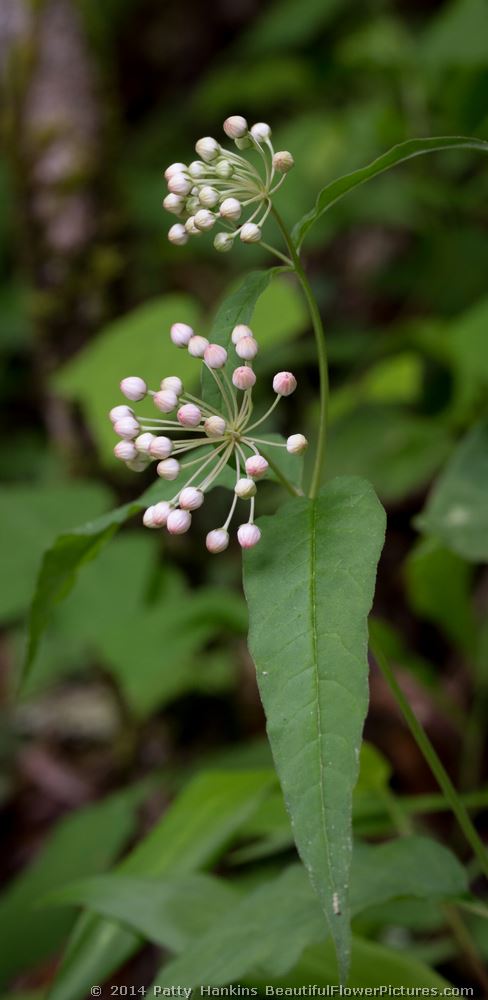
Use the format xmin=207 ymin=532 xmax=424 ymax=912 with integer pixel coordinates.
xmin=271 ymin=207 xmax=329 ymax=499
xmin=259 ymin=450 xmax=304 ymax=498
xmin=370 ymin=634 xmax=488 ymax=880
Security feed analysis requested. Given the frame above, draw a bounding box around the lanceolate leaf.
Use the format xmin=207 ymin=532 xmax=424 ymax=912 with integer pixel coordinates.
xmin=243 ymin=477 xmax=386 ymax=980
xmin=293 ymin=136 xmax=488 ymax=248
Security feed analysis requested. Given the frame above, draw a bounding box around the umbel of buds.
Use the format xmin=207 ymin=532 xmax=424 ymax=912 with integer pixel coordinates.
xmin=163 ymin=116 xmax=294 ymax=252
xmin=109 ymin=322 xmax=306 ymax=553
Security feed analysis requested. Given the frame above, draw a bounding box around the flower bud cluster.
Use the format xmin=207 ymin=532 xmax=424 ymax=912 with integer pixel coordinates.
xmin=163 ymin=116 xmax=294 ymax=252
xmin=109 ymin=321 xmax=306 ymax=553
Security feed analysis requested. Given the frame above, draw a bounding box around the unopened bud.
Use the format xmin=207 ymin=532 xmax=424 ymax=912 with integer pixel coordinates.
xmin=273 ymin=371 xmax=297 ymax=396
xmin=204 ymin=415 xmax=226 ymax=437
xmin=135 ymin=432 xmax=155 ymax=453
xmin=126 ymin=457 xmax=150 ymax=472
xmin=232 ymin=366 xmax=256 ymax=390
xmin=199 ymin=186 xmax=219 ymax=208
xmin=236 ymin=336 xmax=258 ymax=360
xmin=235 ymin=477 xmax=256 ymax=499
xmin=167 ymin=508 xmax=192 ymax=534
xmin=114 ymin=440 xmax=138 ymax=461
xmin=231 ymin=324 xmax=253 ymax=345
xmin=235 ymin=136 xmax=252 ymax=150
xmin=223 ymin=116 xmax=248 ymax=139
xmin=153 ymin=501 xmax=171 ymax=526
xmin=161 ymin=376 xmax=183 ymax=396
xmin=167 ymin=173 xmax=191 ymax=196
xmin=195 ymin=137 xmax=220 ymax=162
xmin=237 ymin=523 xmax=261 ymax=548
xmin=272 ymin=150 xmax=294 ymax=173
xmin=215 ymin=159 xmax=233 ymax=179
xmin=109 ymin=404 xmax=133 ymax=423
xmin=245 ymin=455 xmax=269 ymax=479
xmin=164 ymin=162 xmax=187 ymax=180
xmin=179 ymin=487 xmax=204 ymax=510
xmin=206 ymin=528 xmax=229 ymax=553
xmin=185 ymin=216 xmax=201 ymax=235
xmin=194 ymin=209 xmax=216 ymax=231
xmin=163 ymin=193 xmax=185 ymax=215
xmin=149 ymin=436 xmax=172 ymax=459
xmin=287 ymin=434 xmax=308 ymax=455
xmin=143 ymin=505 xmax=158 ymax=528
xmin=250 ymin=122 xmax=271 ymax=142
xmin=204 ymin=344 xmax=228 ymax=369
xmin=154 ymin=389 xmax=178 ymax=413
xmin=188 ymin=160 xmax=206 ymax=178
xmin=214 ymin=233 xmax=233 ymax=253
xmin=120 ymin=376 xmax=147 ymax=401
xmin=170 ymin=322 xmax=193 ymax=348
xmin=240 ymin=223 xmax=261 ymax=243
xmin=114 ymin=416 xmax=140 ymax=439
xmin=157 ymin=458 xmax=181 ymax=480
xmin=220 ymin=197 xmax=241 ymax=221
xmin=177 ymin=403 xmax=202 ymax=427
xmin=168 ymin=224 xmax=188 ymax=246
xmin=186 ymin=195 xmax=200 ymax=214
xmin=188 ymin=335 xmax=209 ymax=358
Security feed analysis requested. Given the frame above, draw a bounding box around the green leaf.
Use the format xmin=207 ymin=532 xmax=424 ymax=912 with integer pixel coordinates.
xmin=243 ymin=478 xmax=386 ymax=980
xmin=293 ymin=136 xmax=488 ymax=248
xmin=0 ymin=784 xmax=144 ymax=987
xmin=405 ymin=537 xmax=476 ymax=654
xmin=47 ymin=770 xmax=275 ymax=1000
xmin=416 ymin=421 xmax=488 ymax=562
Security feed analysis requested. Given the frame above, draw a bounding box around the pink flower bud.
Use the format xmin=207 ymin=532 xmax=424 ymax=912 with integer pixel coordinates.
xmin=120 ymin=376 xmax=147 ymax=401
xmin=231 ymin=324 xmax=253 ymax=345
xmin=161 ymin=376 xmax=183 ymax=395
xmin=234 ymin=477 xmax=256 ymax=499
xmin=194 ymin=209 xmax=216 ymax=231
xmin=206 ymin=528 xmax=230 ymax=553
xmin=157 ymin=458 xmax=180 ymax=480
xmin=273 ymin=371 xmax=297 ymax=396
xmin=199 ymin=185 xmax=219 ymax=208
xmin=220 ymin=198 xmax=241 ymax=221
xmin=232 ymin=366 xmax=256 ymax=390
xmin=237 ymin=523 xmax=261 ymax=549
xmin=167 ymin=173 xmax=191 ymax=196
xmin=170 ymin=322 xmax=193 ymax=347
xmin=109 ymin=404 xmax=134 ymax=423
xmin=189 ymin=160 xmax=206 ymax=178
xmin=177 ymin=403 xmax=202 ymax=427
xmin=245 ymin=455 xmax=269 ymax=479
xmin=272 ymin=150 xmax=294 ymax=173
xmin=204 ymin=415 xmax=226 ymax=437
xmin=167 ymin=508 xmax=192 ymax=534
xmin=185 ymin=216 xmax=200 ymax=236
xmin=114 ymin=416 xmax=140 ymax=439
xmin=195 ymin=137 xmax=220 ymax=162
xmin=164 ymin=162 xmax=187 ymax=180
xmin=152 ymin=501 xmax=171 ymax=526
xmin=286 ymin=434 xmax=308 ymax=455
xmin=143 ymin=506 xmax=158 ymax=528
xmin=114 ymin=440 xmax=138 ymax=461
xmin=163 ymin=193 xmax=184 ymax=215
xmin=240 ymin=223 xmax=261 ymax=244
xmin=188 ymin=335 xmax=209 ymax=358
xmin=179 ymin=487 xmax=204 ymax=510
xmin=235 ymin=336 xmax=258 ymax=361
xmin=223 ymin=116 xmax=248 ymax=139
xmin=168 ymin=224 xmax=188 ymax=246
xmin=154 ymin=389 xmax=178 ymax=413
xmin=149 ymin=436 xmax=172 ymax=459
xmin=204 ymin=344 xmax=228 ymax=369
xmin=135 ymin=432 xmax=155 ymax=453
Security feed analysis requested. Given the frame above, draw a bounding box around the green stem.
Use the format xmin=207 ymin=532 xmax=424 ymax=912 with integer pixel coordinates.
xmin=259 ymin=450 xmax=304 ymax=498
xmin=370 ymin=634 xmax=488 ymax=880
xmin=271 ymin=207 xmax=329 ymax=499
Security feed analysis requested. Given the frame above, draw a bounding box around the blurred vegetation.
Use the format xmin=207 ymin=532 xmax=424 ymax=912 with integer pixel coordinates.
xmin=0 ymin=0 xmax=487 ymax=994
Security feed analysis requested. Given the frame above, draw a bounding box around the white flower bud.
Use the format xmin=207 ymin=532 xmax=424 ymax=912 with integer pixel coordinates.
xmin=214 ymin=233 xmax=233 ymax=253
xmin=215 ymin=159 xmax=233 ymax=179
xmin=157 ymin=458 xmax=181 ymax=480
xmin=273 ymin=371 xmax=297 ymax=396
xmin=167 ymin=173 xmax=191 ymax=196
xmin=188 ymin=335 xmax=209 ymax=357
xmin=199 ymin=186 xmax=220 ymax=208
xmin=149 ymin=436 xmax=172 ymax=459
xmin=237 ymin=523 xmax=261 ymax=548
xmin=206 ymin=528 xmax=229 ymax=553
xmin=204 ymin=415 xmax=226 ymax=437
xmin=245 ymin=455 xmax=269 ymax=479
xmin=223 ymin=116 xmax=248 ymax=139
xmin=231 ymin=324 xmax=253 ymax=345
xmin=250 ymin=122 xmax=271 ymax=142
xmin=235 ymin=336 xmax=258 ymax=360
xmin=188 ymin=160 xmax=206 ymax=178
xmin=153 ymin=501 xmax=171 ymax=526
xmin=235 ymin=136 xmax=252 ymax=150
xmin=135 ymin=432 xmax=155 ymax=453
xmin=235 ymin=477 xmax=257 ymax=499
xmin=204 ymin=343 xmax=228 ymax=369
xmin=120 ymin=376 xmax=147 ymax=401
xmin=163 ymin=192 xmax=185 ymax=215
xmin=179 ymin=487 xmax=204 ymax=510
xmin=240 ymin=223 xmax=261 ymax=243
xmin=143 ymin=505 xmax=158 ymax=528
xmin=232 ymin=366 xmax=256 ymax=390
xmin=114 ymin=416 xmax=140 ymax=439
xmin=220 ymin=197 xmax=241 ymax=221
xmin=287 ymin=433 xmax=308 ymax=455
xmin=109 ymin=404 xmax=133 ymax=423
xmin=185 ymin=216 xmax=201 ymax=236
xmin=194 ymin=209 xmax=216 ymax=231
xmin=161 ymin=376 xmax=183 ymax=395
xmin=167 ymin=508 xmax=192 ymax=534
xmin=126 ymin=456 xmax=150 ymax=472
xmin=177 ymin=403 xmax=202 ymax=427
xmin=114 ymin=440 xmax=138 ymax=461
xmin=168 ymin=224 xmax=188 ymax=246
xmin=164 ymin=162 xmax=187 ymax=180
xmin=154 ymin=388 xmax=178 ymax=413
xmin=272 ymin=150 xmax=294 ymax=173
xmin=170 ymin=322 xmax=193 ymax=347
xmin=195 ymin=137 xmax=220 ymax=162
